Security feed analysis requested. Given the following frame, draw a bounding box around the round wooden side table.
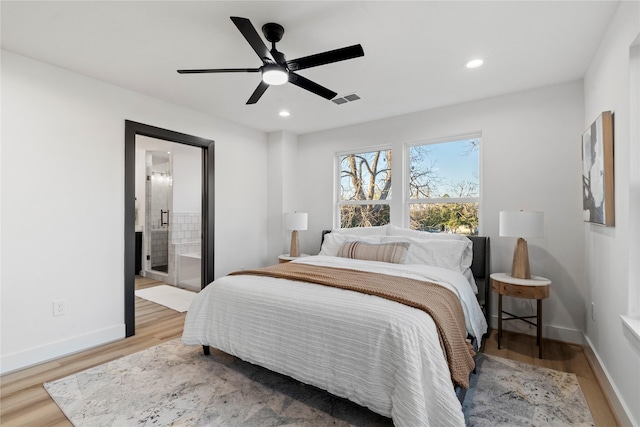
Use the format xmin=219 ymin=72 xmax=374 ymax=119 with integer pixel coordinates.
xmin=490 ymin=272 xmax=551 ymax=358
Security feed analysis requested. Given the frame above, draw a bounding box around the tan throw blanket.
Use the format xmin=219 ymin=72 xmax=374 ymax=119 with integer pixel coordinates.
xmin=229 ymin=262 xmax=475 ymax=389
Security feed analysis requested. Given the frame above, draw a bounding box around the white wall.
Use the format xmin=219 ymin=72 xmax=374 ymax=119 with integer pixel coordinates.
xmin=296 ymin=80 xmax=587 ymax=344
xmin=0 ymin=50 xmax=268 ymax=373
xmin=266 ymin=130 xmax=303 ymax=264
xmin=266 ymin=131 xmax=293 ymax=263
xmin=583 ymin=2 xmax=640 ymax=425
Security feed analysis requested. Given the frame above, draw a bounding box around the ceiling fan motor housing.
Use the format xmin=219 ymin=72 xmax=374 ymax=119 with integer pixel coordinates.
xmin=262 ymin=23 xmax=284 ymax=43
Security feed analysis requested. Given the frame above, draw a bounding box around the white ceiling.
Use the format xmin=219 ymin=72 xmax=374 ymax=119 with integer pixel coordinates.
xmin=1 ymin=1 xmax=619 ymax=135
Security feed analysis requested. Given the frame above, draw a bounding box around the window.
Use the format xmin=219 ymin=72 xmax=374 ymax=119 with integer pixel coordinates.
xmin=338 ymin=149 xmax=392 ymax=228
xmin=406 ymin=137 xmax=480 ymax=235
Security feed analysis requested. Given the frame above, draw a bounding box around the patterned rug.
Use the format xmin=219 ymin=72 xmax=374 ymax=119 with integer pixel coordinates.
xmin=44 ymin=339 xmax=595 ymax=426
xmin=462 ymin=354 xmax=595 ymax=426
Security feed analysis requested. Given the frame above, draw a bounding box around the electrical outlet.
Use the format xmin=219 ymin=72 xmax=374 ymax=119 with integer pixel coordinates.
xmin=591 ymin=302 xmax=596 ymax=321
xmin=53 ymin=299 xmax=67 ymax=316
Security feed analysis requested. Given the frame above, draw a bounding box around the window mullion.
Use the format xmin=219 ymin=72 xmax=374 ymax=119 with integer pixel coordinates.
xmin=409 ymin=197 xmax=479 ymax=205
xmin=339 ymin=200 xmax=389 ymax=206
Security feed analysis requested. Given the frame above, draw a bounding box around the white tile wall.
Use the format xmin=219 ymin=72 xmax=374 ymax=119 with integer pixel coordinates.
xmin=169 ymin=211 xmax=201 ymax=286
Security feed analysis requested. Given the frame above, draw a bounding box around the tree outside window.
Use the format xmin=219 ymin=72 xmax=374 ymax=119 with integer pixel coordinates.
xmin=408 ymin=138 xmax=480 ymax=235
xmin=339 ymin=149 xmax=391 ymax=228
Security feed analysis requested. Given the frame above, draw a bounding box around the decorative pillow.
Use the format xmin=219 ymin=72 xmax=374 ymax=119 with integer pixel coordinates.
xmin=337 ymin=240 xmax=410 ymax=264
xmin=319 ymin=233 xmax=383 ymax=257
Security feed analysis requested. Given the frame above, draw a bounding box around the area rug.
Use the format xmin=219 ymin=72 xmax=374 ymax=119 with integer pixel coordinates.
xmin=462 ymin=354 xmax=595 ymax=426
xmin=134 ymin=285 xmax=196 ymax=313
xmin=44 ymin=339 xmax=595 ymax=426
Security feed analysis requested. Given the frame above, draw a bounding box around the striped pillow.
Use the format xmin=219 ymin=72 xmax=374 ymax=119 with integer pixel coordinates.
xmin=337 ymin=241 xmax=410 ymax=264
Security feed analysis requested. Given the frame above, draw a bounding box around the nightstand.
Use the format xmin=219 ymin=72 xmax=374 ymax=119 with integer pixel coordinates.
xmin=278 ymin=253 xmax=310 ymax=263
xmin=490 ymin=272 xmax=551 ymax=358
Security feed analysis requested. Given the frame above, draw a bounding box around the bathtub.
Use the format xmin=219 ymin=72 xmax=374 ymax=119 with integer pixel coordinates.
xmin=178 ymin=252 xmax=201 ymax=291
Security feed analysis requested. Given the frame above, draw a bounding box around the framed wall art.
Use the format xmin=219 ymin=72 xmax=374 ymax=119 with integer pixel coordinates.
xmin=582 ymin=111 xmax=614 ymax=226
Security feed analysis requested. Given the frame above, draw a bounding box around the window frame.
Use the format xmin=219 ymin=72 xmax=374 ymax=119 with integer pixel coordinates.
xmin=333 ymin=134 xmax=482 ymax=233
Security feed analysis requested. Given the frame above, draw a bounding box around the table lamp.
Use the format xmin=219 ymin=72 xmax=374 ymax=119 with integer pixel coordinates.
xmin=284 ymin=212 xmax=308 ymax=257
xmin=499 ymin=211 xmax=544 ymax=279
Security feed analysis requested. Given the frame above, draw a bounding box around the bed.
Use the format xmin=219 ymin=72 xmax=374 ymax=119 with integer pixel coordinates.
xmin=182 ymin=225 xmax=490 ymax=426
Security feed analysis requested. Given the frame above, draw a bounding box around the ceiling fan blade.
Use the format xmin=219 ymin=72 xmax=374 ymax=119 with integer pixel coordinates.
xmin=247 ymin=80 xmax=269 ymax=104
xmin=177 ymin=68 xmax=260 ymax=74
xmin=230 ymin=16 xmax=274 ymax=63
xmin=289 ymin=73 xmax=337 ymax=100
xmin=287 ymin=44 xmax=364 ymax=71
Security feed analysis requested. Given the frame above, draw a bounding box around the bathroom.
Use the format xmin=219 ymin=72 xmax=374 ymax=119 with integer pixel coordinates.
xmin=135 ymin=135 xmax=202 ymax=291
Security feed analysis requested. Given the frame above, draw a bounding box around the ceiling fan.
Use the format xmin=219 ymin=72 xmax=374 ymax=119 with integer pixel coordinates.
xmin=177 ymin=16 xmax=364 ymax=104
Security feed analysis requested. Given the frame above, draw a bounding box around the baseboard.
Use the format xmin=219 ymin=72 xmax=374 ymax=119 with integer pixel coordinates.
xmin=489 ymin=315 xmax=586 ymax=345
xmin=584 ymin=335 xmax=636 ymax=427
xmin=0 ymin=324 xmax=125 ymax=375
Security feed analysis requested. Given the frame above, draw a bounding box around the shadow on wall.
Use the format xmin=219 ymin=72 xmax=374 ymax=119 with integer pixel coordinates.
xmin=492 ymin=241 xmax=585 ymax=343
xmin=533 ymin=245 xmax=585 ymax=339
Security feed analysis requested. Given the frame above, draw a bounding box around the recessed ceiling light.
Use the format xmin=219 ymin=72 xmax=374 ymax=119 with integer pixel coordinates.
xmin=279 ymin=111 xmax=290 ymax=117
xmin=466 ymin=59 xmax=484 ymax=69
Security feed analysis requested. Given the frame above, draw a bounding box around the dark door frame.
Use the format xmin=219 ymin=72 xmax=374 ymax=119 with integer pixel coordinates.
xmin=124 ymin=120 xmax=214 ymax=337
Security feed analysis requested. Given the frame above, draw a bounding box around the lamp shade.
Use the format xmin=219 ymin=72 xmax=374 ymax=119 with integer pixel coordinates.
xmin=284 ymin=212 xmax=308 ymax=231
xmin=499 ymin=211 xmax=544 ymax=238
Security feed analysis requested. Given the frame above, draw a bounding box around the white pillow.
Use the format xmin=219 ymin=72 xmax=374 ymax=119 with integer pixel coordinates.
xmin=386 ymin=224 xmax=468 ymax=241
xmin=382 ymin=236 xmax=469 ymax=270
xmin=386 ymin=224 xmax=473 ymax=275
xmin=381 ymin=235 xmax=478 ymax=294
xmin=330 ymin=225 xmax=389 ymax=236
xmin=319 ymin=233 xmax=383 ymax=257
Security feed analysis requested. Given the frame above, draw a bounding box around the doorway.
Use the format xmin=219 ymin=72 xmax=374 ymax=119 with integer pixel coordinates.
xmin=124 ymin=121 xmax=214 ymax=337
xmin=135 ymin=138 xmax=203 ymax=290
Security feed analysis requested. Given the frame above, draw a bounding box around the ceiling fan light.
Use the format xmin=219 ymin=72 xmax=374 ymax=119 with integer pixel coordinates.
xmin=262 ymin=67 xmax=288 ymax=85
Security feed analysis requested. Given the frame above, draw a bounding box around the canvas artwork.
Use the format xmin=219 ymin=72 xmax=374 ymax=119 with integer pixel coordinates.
xmin=582 ymin=111 xmax=614 ymax=226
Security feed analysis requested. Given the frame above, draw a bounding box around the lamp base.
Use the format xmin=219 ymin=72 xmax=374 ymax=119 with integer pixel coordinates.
xmin=289 ymin=230 xmax=300 ymax=257
xmin=511 ymin=237 xmax=531 ymax=279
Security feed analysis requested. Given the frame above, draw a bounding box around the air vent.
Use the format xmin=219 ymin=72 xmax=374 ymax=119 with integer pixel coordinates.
xmin=332 ymin=93 xmax=361 ymax=105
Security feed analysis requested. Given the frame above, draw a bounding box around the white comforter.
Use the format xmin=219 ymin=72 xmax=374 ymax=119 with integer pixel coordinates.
xmin=182 ymin=255 xmax=488 ymax=427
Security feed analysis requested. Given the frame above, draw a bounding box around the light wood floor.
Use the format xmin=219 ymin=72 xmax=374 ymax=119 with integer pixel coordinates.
xmin=0 ymin=278 xmax=187 ymax=427
xmin=1 ymin=284 xmax=619 ymax=426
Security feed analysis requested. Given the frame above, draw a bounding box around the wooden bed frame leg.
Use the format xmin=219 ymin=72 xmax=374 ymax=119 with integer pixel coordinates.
xmin=202 ymin=345 xmax=210 ymax=356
